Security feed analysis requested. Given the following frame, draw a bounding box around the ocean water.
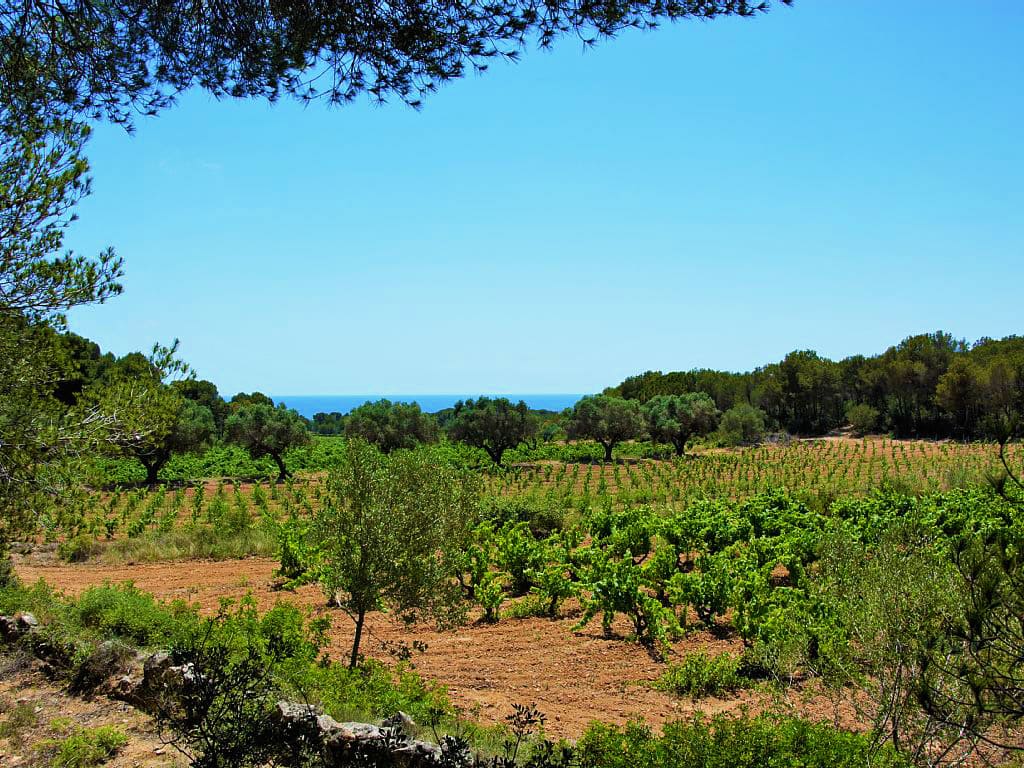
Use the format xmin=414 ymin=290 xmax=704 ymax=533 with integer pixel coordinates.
xmin=274 ymin=394 xmax=588 ymax=418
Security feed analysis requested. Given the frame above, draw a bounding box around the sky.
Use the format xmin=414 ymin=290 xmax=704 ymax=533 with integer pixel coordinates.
xmin=63 ymin=1 xmax=1024 ymax=397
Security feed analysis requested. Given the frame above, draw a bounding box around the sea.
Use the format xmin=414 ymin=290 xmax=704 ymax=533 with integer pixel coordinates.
xmin=273 ymin=394 xmax=588 ymax=419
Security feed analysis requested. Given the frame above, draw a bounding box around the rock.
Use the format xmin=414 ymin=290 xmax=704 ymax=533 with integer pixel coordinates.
xmin=273 ymin=700 xmax=443 ymax=766
xmin=383 ymin=710 xmax=417 ymax=735
xmin=0 ymin=615 xmax=18 ymax=642
xmin=113 ymin=651 xmax=196 ymax=713
xmin=0 ymin=613 xmax=40 ymax=643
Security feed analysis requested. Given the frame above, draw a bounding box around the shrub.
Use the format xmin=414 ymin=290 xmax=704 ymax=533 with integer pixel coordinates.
xmin=845 ymin=402 xmax=880 ymax=436
xmin=716 ymin=404 xmax=767 ymax=446
xmin=57 ymin=534 xmax=101 ymax=563
xmin=574 ymin=715 xmax=910 ymax=768
xmin=40 ymin=725 xmax=128 ymax=768
xmin=652 ymin=652 xmax=750 ymax=698
xmin=72 ymin=582 xmax=196 ymax=648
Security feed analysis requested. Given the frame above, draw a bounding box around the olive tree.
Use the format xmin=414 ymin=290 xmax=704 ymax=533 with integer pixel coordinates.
xmin=566 ymin=394 xmax=644 ymax=461
xmin=643 ymin=392 xmax=719 ymax=456
xmin=93 ymin=379 xmax=214 ymax=484
xmin=448 ymin=397 xmax=538 ymax=466
xmin=225 ymin=403 xmax=309 ymax=482
xmin=310 ymin=440 xmax=480 ymax=667
xmin=343 ymin=399 xmax=438 ymax=453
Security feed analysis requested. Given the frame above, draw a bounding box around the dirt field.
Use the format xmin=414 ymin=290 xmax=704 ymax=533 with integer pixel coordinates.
xmin=13 ymin=557 xmax=845 ymax=739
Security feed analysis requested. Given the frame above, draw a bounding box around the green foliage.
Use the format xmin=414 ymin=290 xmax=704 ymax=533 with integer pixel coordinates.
xmin=643 ymin=393 xmax=719 ymax=456
xmin=845 ymin=401 xmax=880 ymax=436
xmin=566 ymin=395 xmax=645 ymax=462
xmin=610 ymin=333 xmax=1024 ymax=440
xmin=493 ymin=521 xmax=547 ymax=595
xmin=716 ymin=403 xmax=767 ymax=446
xmin=0 ymin=701 xmax=38 ymax=745
xmin=225 ymin=403 xmax=310 ymax=481
xmin=41 ymin=725 xmax=128 ymax=768
xmin=575 ymin=547 xmax=681 ymax=654
xmin=0 ymin=118 xmax=122 ymax=550
xmin=343 ymin=398 xmax=439 ymax=453
xmin=72 ymin=582 xmax=196 ymax=647
xmin=574 ymin=715 xmax=910 ymax=768
xmin=652 ymin=652 xmax=750 ymax=698
xmin=310 ymin=440 xmax=481 ymax=666
xmin=57 ymin=533 xmax=100 ymax=562
xmin=448 ymin=397 xmax=539 ymax=466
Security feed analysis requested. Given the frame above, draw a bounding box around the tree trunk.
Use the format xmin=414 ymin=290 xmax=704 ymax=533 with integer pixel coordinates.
xmin=271 ymin=453 xmax=289 ymax=483
xmin=602 ymin=441 xmax=614 ymax=462
xmin=142 ymin=458 xmax=161 ymax=485
xmin=484 ymin=445 xmax=504 ymax=466
xmin=349 ymin=608 xmax=366 ymax=669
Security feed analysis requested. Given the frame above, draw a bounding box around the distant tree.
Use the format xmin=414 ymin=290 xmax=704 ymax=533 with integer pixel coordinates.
xmin=845 ymin=402 xmax=880 ymax=437
xmin=643 ymin=392 xmax=720 ymax=456
xmin=229 ymin=392 xmax=274 ymax=410
xmin=310 ymin=411 xmax=346 ymax=436
xmin=310 ymin=440 xmax=479 ymax=667
xmin=172 ymin=378 xmax=229 ymax=434
xmin=225 ymin=403 xmax=310 ymax=482
xmin=448 ymin=397 xmax=538 ymax=466
xmin=343 ymin=399 xmax=438 ymax=453
xmin=935 ymin=358 xmax=984 ymax=439
xmin=717 ymin=403 xmax=767 ymax=446
xmin=566 ymin=395 xmax=645 ymax=461
xmin=84 ymin=345 xmax=212 ymax=484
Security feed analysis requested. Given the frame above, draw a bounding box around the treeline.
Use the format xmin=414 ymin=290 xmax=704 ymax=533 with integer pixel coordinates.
xmin=44 ymin=331 xmax=309 ymax=483
xmin=606 ymin=332 xmax=1024 ymax=439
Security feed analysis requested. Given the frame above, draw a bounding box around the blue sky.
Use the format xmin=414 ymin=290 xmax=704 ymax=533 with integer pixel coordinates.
xmin=65 ymin=1 xmax=1024 ymax=397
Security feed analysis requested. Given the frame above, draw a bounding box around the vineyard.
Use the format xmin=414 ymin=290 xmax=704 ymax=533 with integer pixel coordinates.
xmin=35 ymin=438 xmax=1018 ymax=562
xmin=8 ymin=435 xmax=1024 ymax=766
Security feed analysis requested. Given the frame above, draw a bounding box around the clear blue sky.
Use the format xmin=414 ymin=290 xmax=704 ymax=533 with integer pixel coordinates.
xmin=64 ymin=1 xmax=1024 ymax=397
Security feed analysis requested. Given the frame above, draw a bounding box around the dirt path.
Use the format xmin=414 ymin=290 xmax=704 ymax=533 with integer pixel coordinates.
xmin=0 ymin=655 xmax=179 ymax=767
xmin=15 ymin=558 xmax=797 ymax=738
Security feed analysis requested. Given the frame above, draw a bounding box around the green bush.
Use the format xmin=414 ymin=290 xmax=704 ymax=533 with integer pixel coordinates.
xmin=72 ymin=582 xmax=196 ymax=648
xmin=652 ymin=652 xmax=750 ymax=698
xmin=41 ymin=725 xmax=128 ymax=768
xmin=845 ymin=402 xmax=880 ymax=436
xmin=57 ymin=534 xmax=101 ymax=563
xmin=574 ymin=715 xmax=910 ymax=768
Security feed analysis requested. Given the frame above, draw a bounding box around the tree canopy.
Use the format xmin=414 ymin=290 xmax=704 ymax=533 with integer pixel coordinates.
xmin=448 ymin=397 xmax=538 ymax=465
xmin=225 ymin=403 xmax=310 ymax=481
xmin=343 ymin=399 xmax=438 ymax=453
xmin=643 ymin=392 xmax=719 ymax=456
xmin=566 ymin=394 xmax=645 ymax=461
xmin=1 ymin=1 xmax=789 ymax=128
xmin=310 ymin=440 xmax=479 ymax=667
xmin=608 ymin=332 xmax=1024 ymax=440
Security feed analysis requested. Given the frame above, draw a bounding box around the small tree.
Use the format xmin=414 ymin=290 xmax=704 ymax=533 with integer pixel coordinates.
xmin=566 ymin=395 xmax=644 ymax=461
xmin=125 ymin=389 xmax=214 ymax=484
xmin=643 ymin=393 xmax=719 ymax=456
xmin=448 ymin=397 xmax=538 ymax=466
xmin=225 ymin=403 xmax=309 ymax=482
xmin=717 ymin=404 xmax=767 ymax=446
xmin=343 ymin=398 xmax=438 ymax=453
xmin=310 ymin=440 xmax=480 ymax=667
xmin=845 ymin=402 xmax=880 ymax=437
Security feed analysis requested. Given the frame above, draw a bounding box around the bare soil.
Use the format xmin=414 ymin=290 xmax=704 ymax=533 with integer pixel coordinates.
xmin=0 ymin=653 xmax=179 ymax=767
xmin=14 ymin=557 xmax=851 ymax=739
